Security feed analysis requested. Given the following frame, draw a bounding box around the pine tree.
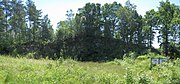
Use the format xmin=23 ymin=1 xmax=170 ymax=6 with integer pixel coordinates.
xmin=26 ymin=0 xmax=42 ymax=42
xmin=41 ymin=15 xmax=54 ymax=42
xmin=9 ymin=0 xmax=26 ymax=43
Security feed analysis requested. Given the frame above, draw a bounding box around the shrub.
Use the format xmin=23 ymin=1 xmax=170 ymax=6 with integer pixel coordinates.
xmin=126 ymin=68 xmax=134 ymax=84
xmin=26 ymin=52 xmax=36 ymax=59
xmin=138 ymin=74 xmax=150 ymax=84
xmin=137 ymin=55 xmax=150 ymax=60
xmin=123 ymin=52 xmax=139 ymax=59
xmin=137 ymin=53 xmax=167 ymax=60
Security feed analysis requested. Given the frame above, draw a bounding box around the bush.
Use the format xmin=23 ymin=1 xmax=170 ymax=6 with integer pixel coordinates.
xmin=138 ymin=74 xmax=150 ymax=84
xmin=137 ymin=55 xmax=150 ymax=60
xmin=126 ymin=68 xmax=134 ymax=84
xmin=26 ymin=52 xmax=40 ymax=59
xmin=137 ymin=53 xmax=167 ymax=60
xmin=123 ymin=52 xmax=139 ymax=59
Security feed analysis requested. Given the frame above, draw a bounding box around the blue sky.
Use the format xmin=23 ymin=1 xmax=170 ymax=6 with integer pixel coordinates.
xmin=26 ymin=0 xmax=179 ymax=48
xmin=32 ymin=0 xmax=179 ymax=28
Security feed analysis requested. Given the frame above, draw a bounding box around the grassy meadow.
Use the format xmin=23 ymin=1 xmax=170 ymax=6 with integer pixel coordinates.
xmin=0 ymin=54 xmax=180 ymax=84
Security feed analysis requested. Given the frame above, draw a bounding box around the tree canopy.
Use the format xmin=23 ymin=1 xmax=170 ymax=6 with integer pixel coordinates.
xmin=0 ymin=0 xmax=179 ymax=61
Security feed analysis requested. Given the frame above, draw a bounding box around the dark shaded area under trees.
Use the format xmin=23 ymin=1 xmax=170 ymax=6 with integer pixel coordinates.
xmin=0 ymin=0 xmax=179 ymax=61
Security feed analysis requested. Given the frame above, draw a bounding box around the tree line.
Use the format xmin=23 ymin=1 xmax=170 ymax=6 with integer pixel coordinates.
xmin=0 ymin=0 xmax=54 ymax=57
xmin=0 ymin=0 xmax=179 ymax=61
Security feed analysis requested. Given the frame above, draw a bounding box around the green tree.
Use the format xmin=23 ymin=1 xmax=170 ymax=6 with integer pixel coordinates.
xmin=77 ymin=3 xmax=102 ymax=36
xmin=102 ymin=2 xmax=121 ymax=38
xmin=116 ymin=0 xmax=146 ymax=55
xmin=166 ymin=2 xmax=180 ymax=58
xmin=40 ymin=15 xmax=54 ymax=42
xmin=157 ymin=0 xmax=177 ymax=56
xmin=9 ymin=0 xmax=26 ymax=43
xmin=1 ymin=0 xmax=11 ymax=34
xmin=26 ymin=0 xmax=42 ymax=42
xmin=116 ymin=1 xmax=135 ymax=53
xmin=0 ymin=4 xmax=6 ymax=54
xmin=38 ymin=14 xmax=54 ymax=58
xmin=143 ymin=9 xmax=157 ymax=49
xmin=171 ymin=6 xmax=180 ymax=43
xmin=0 ymin=0 xmax=13 ymax=54
xmin=56 ymin=9 xmax=75 ymax=41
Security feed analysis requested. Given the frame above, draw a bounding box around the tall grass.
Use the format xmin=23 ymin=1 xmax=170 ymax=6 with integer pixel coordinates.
xmin=0 ymin=54 xmax=179 ymax=84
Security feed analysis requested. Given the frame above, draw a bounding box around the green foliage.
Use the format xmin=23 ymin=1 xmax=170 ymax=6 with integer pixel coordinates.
xmin=26 ymin=52 xmax=35 ymax=59
xmin=138 ymin=73 xmax=150 ymax=84
xmin=0 ymin=0 xmax=180 ymax=62
xmin=126 ymin=68 xmax=134 ymax=84
xmin=137 ymin=53 xmax=166 ymax=60
xmin=0 ymin=54 xmax=180 ymax=83
xmin=123 ymin=52 xmax=139 ymax=59
xmin=137 ymin=55 xmax=150 ymax=60
xmin=0 ymin=0 xmax=178 ymax=81
xmin=156 ymin=1 xmax=180 ymax=56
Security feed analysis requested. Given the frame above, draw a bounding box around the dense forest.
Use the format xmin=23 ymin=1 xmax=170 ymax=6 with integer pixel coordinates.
xmin=0 ymin=0 xmax=179 ymax=61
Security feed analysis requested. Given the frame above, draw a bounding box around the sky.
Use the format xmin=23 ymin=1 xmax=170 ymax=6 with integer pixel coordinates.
xmin=25 ymin=0 xmax=179 ymax=48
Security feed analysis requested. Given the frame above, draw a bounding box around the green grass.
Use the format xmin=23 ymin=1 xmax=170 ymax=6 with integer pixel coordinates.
xmin=0 ymin=54 xmax=180 ymax=84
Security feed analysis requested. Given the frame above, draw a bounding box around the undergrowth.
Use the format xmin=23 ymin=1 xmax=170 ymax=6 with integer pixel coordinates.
xmin=0 ymin=54 xmax=179 ymax=84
